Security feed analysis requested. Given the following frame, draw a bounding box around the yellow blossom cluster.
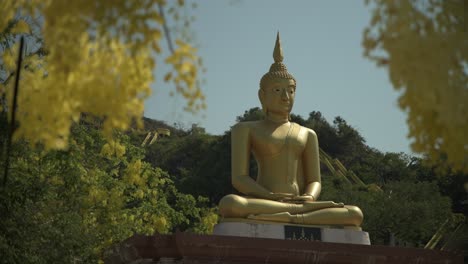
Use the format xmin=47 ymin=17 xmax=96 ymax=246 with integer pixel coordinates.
xmin=101 ymin=140 xmax=127 ymax=158
xmin=1 ymin=0 xmax=205 ymax=150
xmin=164 ymin=39 xmax=206 ymax=112
xmin=363 ymin=0 xmax=467 ymax=172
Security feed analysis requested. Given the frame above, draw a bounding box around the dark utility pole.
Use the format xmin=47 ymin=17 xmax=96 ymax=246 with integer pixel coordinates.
xmin=2 ymin=37 xmax=25 ymax=187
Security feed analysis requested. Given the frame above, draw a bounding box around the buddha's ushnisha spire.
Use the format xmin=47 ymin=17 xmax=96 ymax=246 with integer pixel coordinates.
xmin=273 ymin=32 xmax=283 ymax=63
xmin=260 ymin=32 xmax=296 ymax=90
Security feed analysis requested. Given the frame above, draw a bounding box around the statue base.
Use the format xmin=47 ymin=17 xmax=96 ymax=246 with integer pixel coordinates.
xmin=213 ymin=218 xmax=371 ymax=245
xmin=105 ymin=233 xmax=463 ymax=264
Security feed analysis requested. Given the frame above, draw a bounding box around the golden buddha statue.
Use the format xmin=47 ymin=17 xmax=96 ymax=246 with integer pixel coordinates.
xmin=218 ymin=33 xmax=363 ymax=227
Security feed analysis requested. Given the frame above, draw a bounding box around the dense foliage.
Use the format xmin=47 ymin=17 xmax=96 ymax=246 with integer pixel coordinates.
xmin=0 ymin=119 xmax=217 ymax=263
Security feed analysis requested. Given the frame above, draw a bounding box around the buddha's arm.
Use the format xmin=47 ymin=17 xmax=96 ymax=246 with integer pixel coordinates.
xmin=231 ymin=123 xmax=273 ymax=199
xmin=302 ymin=129 xmax=321 ymax=200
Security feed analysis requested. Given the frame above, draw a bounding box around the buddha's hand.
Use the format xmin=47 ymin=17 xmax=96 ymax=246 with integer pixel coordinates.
xmin=267 ymin=192 xmax=295 ymax=201
xmin=292 ymin=194 xmax=316 ymax=202
xmin=305 ymin=201 xmax=344 ymax=207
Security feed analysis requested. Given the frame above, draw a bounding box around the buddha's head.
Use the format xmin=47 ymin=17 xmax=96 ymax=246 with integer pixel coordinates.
xmin=259 ymin=33 xmax=296 ymax=117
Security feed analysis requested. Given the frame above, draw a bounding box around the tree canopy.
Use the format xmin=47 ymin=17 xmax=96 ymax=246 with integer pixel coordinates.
xmin=363 ymin=0 xmax=467 ymax=172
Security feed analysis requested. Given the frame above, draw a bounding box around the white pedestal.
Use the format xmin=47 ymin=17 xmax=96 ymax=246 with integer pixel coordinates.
xmin=213 ymin=221 xmax=371 ymax=245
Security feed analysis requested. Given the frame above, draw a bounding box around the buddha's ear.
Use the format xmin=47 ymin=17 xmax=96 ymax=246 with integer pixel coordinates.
xmin=258 ymin=89 xmax=267 ymax=114
xmin=258 ymin=89 xmax=265 ymax=103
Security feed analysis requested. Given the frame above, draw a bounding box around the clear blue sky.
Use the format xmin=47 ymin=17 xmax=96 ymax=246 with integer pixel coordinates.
xmin=145 ymin=0 xmax=413 ymax=155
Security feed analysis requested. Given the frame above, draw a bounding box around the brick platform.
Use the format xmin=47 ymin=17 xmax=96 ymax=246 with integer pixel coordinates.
xmin=105 ymin=232 xmax=463 ymax=264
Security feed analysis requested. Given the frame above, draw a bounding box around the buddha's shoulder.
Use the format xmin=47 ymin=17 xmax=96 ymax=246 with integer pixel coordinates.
xmin=292 ymin=123 xmax=318 ymax=138
xmin=231 ymin=121 xmax=261 ymax=132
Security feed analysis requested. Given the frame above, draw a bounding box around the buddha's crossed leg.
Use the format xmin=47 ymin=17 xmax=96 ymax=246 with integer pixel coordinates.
xmin=219 ymin=194 xmax=362 ymax=226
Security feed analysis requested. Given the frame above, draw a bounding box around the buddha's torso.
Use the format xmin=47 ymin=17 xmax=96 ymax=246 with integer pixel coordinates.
xmin=248 ymin=121 xmax=308 ymax=196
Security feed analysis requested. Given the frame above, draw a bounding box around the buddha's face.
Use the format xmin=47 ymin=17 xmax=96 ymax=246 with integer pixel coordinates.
xmin=259 ymin=78 xmax=296 ymax=115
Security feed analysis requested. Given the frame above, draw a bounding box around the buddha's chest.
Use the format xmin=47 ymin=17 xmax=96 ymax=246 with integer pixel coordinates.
xmin=250 ymin=123 xmax=307 ymax=157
